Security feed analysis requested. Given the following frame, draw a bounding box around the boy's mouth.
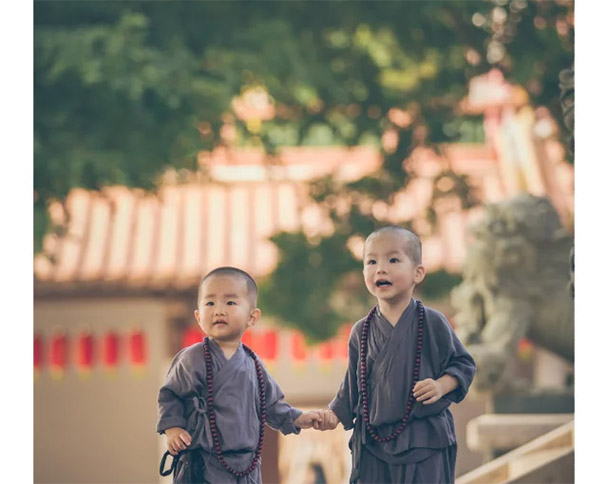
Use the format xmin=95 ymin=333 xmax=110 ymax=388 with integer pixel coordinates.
xmin=375 ymin=279 xmax=392 ymax=287
xmin=213 ymin=320 xmax=228 ymax=326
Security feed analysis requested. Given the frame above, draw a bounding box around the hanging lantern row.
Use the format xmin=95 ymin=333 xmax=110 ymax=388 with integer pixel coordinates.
xmin=180 ymin=325 xmax=352 ymax=363
xmin=33 ymin=331 xmax=147 ymax=375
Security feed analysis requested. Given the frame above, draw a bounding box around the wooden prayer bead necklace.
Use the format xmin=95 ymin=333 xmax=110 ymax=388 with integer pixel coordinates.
xmin=359 ymin=300 xmax=424 ymax=443
xmin=203 ymin=337 xmax=266 ymax=478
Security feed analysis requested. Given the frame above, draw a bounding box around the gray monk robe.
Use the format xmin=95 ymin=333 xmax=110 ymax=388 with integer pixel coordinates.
xmin=157 ymin=338 xmax=302 ymax=483
xmin=329 ymin=298 xmax=476 ymax=484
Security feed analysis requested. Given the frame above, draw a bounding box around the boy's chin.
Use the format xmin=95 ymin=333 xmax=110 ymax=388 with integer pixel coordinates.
xmin=367 ymin=285 xmax=391 ymax=296
xmin=211 ymin=329 xmax=247 ymax=342
xmin=209 ymin=328 xmax=234 ymax=339
xmin=373 ymin=286 xmax=395 ymax=298
xmin=377 ymin=290 xmax=413 ymax=304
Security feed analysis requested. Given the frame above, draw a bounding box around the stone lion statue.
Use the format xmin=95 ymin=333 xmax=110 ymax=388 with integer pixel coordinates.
xmin=451 ymin=195 xmax=573 ymax=392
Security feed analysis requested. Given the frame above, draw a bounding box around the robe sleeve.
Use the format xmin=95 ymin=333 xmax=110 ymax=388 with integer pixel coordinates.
xmin=328 ymin=324 xmax=360 ymax=430
xmin=435 ymin=311 xmax=476 ymax=404
xmin=156 ymin=348 xmax=199 ymax=434
xmin=262 ymin=364 xmax=303 ymax=435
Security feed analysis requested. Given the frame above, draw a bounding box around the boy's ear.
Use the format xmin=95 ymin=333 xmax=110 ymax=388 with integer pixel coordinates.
xmin=414 ymin=265 xmax=426 ymax=285
xmin=194 ymin=310 xmax=203 ymax=330
xmin=248 ymin=308 xmax=262 ymax=328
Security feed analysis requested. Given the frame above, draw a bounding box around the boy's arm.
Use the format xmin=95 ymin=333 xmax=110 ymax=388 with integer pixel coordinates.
xmin=436 ymin=374 xmax=459 ymax=396
xmin=157 ymin=387 xmax=187 ymax=433
xmin=156 ymin=350 xmax=194 ymax=433
xmin=328 ymin=330 xmax=360 ymax=430
xmin=262 ymin=365 xmax=304 ymax=435
xmin=438 ymin=315 xmax=477 ymax=404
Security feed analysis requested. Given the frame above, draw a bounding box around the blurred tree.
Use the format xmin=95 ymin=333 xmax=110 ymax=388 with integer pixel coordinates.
xmin=35 ymin=1 xmax=573 ymax=340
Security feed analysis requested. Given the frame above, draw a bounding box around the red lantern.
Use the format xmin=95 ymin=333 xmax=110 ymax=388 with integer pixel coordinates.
xmin=291 ymin=333 xmax=307 ymax=365
xmin=318 ymin=341 xmax=334 ymax=362
xmin=129 ymin=330 xmax=147 ymax=367
xmin=103 ymin=332 xmax=120 ymax=370
xmin=262 ymin=330 xmax=278 ymax=362
xmin=50 ymin=333 xmax=68 ymax=379
xmin=317 ymin=340 xmax=334 ymax=372
xmin=182 ymin=327 xmax=203 ymax=348
xmin=34 ymin=334 xmax=44 ymax=377
xmin=78 ymin=333 xmax=95 ymax=373
xmin=242 ymin=330 xmax=254 ymax=349
xmin=336 ymin=325 xmax=351 ymax=361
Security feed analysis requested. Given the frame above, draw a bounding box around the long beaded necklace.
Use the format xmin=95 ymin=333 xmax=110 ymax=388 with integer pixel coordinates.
xmin=203 ymin=337 xmax=266 ymax=478
xmin=359 ymin=299 xmax=425 ymax=443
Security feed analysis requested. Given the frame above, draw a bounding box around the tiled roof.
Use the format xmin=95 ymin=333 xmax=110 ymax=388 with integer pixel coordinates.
xmin=34 ymin=142 xmax=573 ymax=295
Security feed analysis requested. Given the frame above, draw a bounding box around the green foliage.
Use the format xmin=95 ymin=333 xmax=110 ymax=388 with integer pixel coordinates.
xmin=417 ymin=270 xmax=463 ymax=300
xmin=35 ymin=0 xmax=574 ymax=340
xmin=35 ymin=3 xmax=232 ymax=236
xmin=426 ymin=170 xmax=482 ymax=230
xmin=258 ymin=232 xmax=365 ymax=343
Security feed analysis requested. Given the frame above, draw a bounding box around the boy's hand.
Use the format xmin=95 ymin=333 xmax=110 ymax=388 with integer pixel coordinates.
xmin=165 ymin=427 xmax=192 ymax=456
xmin=294 ymin=410 xmax=323 ymax=429
xmin=413 ymin=378 xmax=444 ymax=405
xmin=314 ymin=409 xmax=339 ymax=431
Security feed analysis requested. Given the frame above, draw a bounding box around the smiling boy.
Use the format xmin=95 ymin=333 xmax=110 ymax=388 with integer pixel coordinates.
xmin=316 ymin=226 xmax=476 ymax=484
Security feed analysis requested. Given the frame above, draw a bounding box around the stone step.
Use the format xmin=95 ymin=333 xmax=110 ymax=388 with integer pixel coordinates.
xmin=456 ymin=420 xmax=574 ymax=484
xmin=508 ymin=447 xmax=573 ymax=483
xmin=466 ymin=413 xmax=574 ymax=452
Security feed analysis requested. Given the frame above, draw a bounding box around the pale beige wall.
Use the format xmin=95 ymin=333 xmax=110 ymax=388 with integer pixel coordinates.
xmin=34 ymin=298 xmax=171 ymax=484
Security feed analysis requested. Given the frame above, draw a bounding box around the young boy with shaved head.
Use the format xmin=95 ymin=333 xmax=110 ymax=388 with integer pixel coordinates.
xmin=317 ymin=226 xmax=476 ymax=484
xmin=157 ymin=266 xmax=321 ymax=483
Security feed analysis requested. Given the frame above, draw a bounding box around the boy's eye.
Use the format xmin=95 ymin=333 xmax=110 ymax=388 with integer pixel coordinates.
xmin=390 ymin=258 xmax=400 ymax=263
xmin=227 ymin=301 xmax=236 ymax=306
xmin=367 ymin=260 xmax=376 ymax=265
xmin=205 ymin=301 xmax=214 ymax=306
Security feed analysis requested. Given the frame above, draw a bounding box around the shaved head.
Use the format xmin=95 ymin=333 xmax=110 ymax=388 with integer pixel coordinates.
xmin=198 ymin=266 xmax=258 ymax=307
xmin=365 ymin=226 xmax=422 ymax=265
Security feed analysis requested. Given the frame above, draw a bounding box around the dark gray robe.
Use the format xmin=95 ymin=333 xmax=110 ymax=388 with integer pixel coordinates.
xmin=329 ymin=298 xmax=476 ymax=484
xmin=157 ymin=339 xmax=302 ymax=483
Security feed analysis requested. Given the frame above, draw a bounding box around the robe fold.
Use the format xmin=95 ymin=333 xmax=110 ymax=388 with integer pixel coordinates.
xmin=157 ymin=338 xmax=302 ymax=483
xmin=329 ymin=298 xmax=476 ymax=483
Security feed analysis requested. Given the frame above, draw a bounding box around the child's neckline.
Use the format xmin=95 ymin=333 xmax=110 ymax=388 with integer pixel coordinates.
xmin=206 ymin=337 xmax=242 ymax=361
xmin=377 ymin=297 xmax=415 ymax=326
